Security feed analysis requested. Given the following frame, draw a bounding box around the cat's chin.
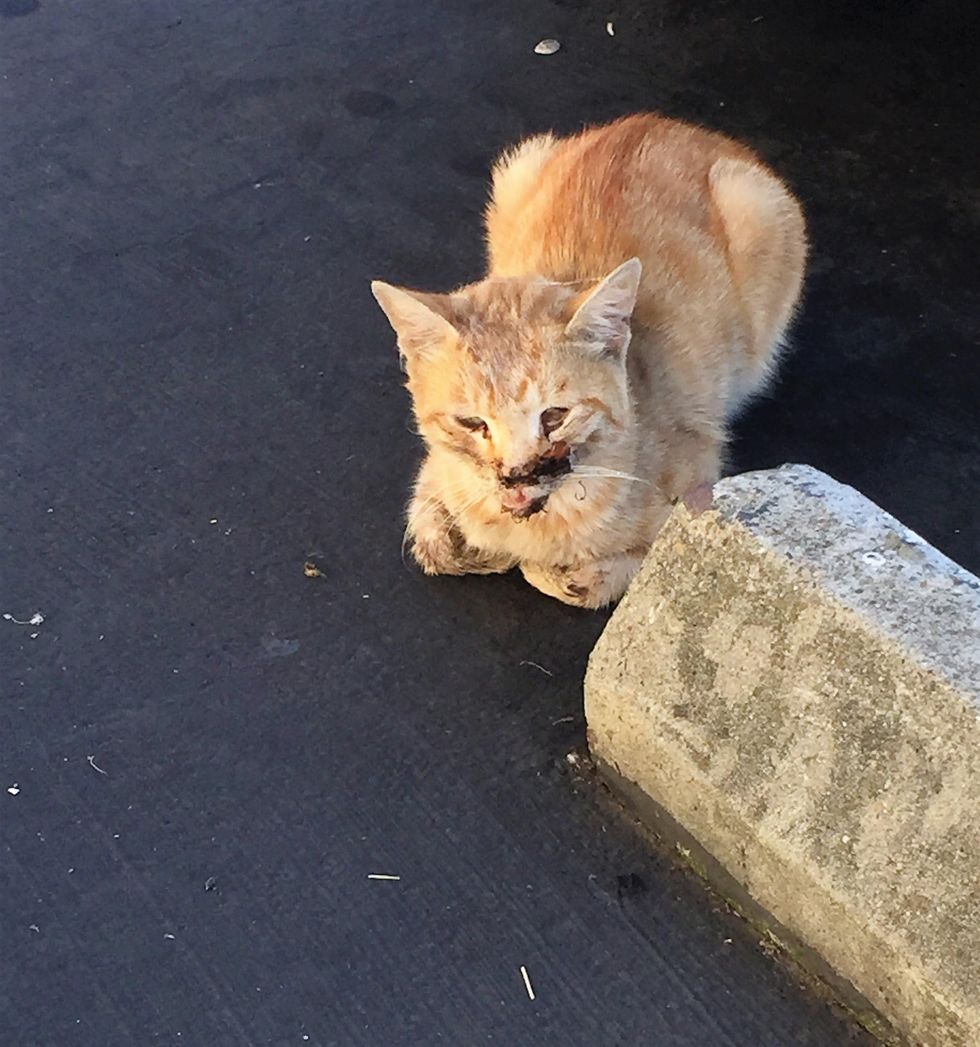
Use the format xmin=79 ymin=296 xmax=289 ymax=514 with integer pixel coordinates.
xmin=504 ymin=495 xmax=549 ymax=520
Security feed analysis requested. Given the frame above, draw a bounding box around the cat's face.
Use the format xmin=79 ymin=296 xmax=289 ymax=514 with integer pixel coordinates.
xmin=373 ymin=259 xmax=641 ymax=519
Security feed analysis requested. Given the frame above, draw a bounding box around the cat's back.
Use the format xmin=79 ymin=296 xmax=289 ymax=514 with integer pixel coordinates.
xmin=486 ymin=113 xmax=755 ymax=280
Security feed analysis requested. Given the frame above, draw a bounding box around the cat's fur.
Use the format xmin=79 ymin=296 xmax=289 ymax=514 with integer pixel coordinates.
xmin=372 ymin=113 xmax=807 ymax=608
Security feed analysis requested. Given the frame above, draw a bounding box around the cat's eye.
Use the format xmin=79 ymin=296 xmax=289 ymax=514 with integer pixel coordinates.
xmin=540 ymin=407 xmax=569 ymax=435
xmin=457 ymin=415 xmax=488 ymax=435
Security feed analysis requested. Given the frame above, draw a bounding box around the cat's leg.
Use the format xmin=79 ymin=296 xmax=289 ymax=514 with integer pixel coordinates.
xmin=657 ymin=425 xmax=722 ymax=511
xmin=407 ymin=464 xmax=516 ymax=576
xmin=521 ymin=551 xmax=647 ymax=610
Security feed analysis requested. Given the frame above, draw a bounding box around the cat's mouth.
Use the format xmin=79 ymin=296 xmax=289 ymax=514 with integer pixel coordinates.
xmin=500 ymin=485 xmax=551 ymax=518
xmin=498 ymin=451 xmax=572 ymax=519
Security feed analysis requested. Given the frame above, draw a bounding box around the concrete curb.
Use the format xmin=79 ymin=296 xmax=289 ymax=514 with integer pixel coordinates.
xmin=585 ymin=465 xmax=980 ymax=1046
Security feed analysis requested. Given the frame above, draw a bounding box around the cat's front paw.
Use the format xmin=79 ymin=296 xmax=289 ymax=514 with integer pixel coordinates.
xmin=411 ymin=518 xmax=469 ymax=576
xmin=521 ymin=561 xmax=606 ymax=609
xmin=521 ymin=553 xmax=644 ymax=609
xmin=409 ymin=507 xmax=515 ymax=577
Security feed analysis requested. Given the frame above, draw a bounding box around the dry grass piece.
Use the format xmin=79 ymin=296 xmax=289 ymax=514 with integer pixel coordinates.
xmin=519 ymin=965 xmax=535 ymax=1000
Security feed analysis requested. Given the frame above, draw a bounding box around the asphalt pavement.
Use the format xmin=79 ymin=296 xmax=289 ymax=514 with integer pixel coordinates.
xmin=2 ymin=1 xmax=977 ymax=1044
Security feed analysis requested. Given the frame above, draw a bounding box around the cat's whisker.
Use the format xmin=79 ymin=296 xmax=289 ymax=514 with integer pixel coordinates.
xmin=400 ymin=525 xmax=414 ymax=569
xmin=409 ymin=491 xmax=444 ymax=518
xmin=444 ymin=491 xmax=492 ymax=525
xmin=573 ymin=468 xmax=650 ymax=485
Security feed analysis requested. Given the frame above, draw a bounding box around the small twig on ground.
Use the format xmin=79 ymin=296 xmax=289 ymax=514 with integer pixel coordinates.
xmin=87 ymin=755 xmax=108 ymax=776
xmin=519 ymin=660 xmax=553 ymax=677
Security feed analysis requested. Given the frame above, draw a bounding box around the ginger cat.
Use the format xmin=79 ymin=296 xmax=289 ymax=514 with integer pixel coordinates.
xmin=372 ymin=113 xmax=806 ymax=608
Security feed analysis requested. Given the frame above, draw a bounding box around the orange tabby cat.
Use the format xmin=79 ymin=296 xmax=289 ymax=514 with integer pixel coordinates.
xmin=372 ymin=113 xmax=806 ymax=608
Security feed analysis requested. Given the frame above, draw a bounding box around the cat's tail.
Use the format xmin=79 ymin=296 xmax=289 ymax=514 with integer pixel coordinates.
xmin=487 ymin=133 xmax=558 ymax=225
xmin=709 ymin=157 xmax=808 ymax=406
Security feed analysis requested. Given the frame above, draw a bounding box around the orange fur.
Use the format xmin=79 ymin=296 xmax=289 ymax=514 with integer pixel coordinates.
xmin=372 ymin=113 xmax=807 ymax=607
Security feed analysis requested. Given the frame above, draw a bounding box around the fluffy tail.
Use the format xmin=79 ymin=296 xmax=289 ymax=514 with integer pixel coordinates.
xmin=488 ymin=133 xmax=557 ymax=215
xmin=484 ymin=134 xmax=559 ymax=271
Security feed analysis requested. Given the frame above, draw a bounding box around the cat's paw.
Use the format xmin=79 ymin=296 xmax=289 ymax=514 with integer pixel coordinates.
xmin=521 ymin=561 xmax=607 ymax=609
xmin=409 ymin=509 xmax=515 ymax=577
xmin=522 ymin=554 xmax=644 ymax=609
xmin=410 ymin=521 xmax=469 ymax=576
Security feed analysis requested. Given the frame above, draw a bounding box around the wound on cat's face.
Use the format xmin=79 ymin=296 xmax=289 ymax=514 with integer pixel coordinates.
xmin=371 ymin=259 xmax=641 ymax=519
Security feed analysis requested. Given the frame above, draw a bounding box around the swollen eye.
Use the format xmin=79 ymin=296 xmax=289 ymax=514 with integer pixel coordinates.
xmin=540 ymin=407 xmax=569 ymax=435
xmin=457 ymin=416 xmax=489 ymax=435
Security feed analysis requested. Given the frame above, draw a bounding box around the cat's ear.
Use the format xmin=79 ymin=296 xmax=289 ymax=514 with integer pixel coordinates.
xmin=371 ymin=281 xmax=457 ymax=362
xmin=564 ymin=258 xmax=642 ymax=358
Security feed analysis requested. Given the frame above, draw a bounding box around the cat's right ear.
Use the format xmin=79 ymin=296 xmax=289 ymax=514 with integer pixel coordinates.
xmin=564 ymin=258 xmax=642 ymax=360
xmin=371 ymin=281 xmax=457 ymax=364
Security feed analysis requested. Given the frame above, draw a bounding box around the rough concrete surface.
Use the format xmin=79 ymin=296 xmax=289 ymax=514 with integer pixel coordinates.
xmin=585 ymin=465 xmax=980 ymax=1047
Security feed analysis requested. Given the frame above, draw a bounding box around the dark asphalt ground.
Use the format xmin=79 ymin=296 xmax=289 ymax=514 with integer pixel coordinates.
xmin=2 ymin=1 xmax=977 ymax=1044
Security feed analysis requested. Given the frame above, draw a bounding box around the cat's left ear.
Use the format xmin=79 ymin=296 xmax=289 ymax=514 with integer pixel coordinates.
xmin=565 ymin=257 xmax=642 ymax=359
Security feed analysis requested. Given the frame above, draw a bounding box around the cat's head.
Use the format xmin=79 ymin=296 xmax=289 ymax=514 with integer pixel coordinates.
xmin=372 ymin=259 xmax=641 ymax=519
